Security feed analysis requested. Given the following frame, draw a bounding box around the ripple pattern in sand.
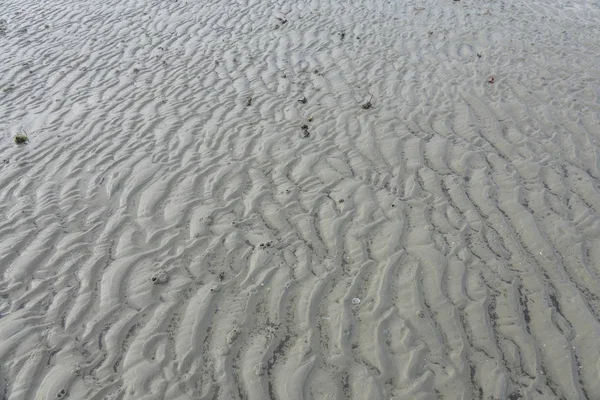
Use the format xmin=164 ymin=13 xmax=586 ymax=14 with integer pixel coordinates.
xmin=0 ymin=0 xmax=600 ymax=398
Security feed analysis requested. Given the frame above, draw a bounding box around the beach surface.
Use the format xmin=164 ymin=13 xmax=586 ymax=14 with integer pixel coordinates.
xmin=1 ymin=0 xmax=600 ymax=398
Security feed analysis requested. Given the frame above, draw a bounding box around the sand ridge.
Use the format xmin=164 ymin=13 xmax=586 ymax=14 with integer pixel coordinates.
xmin=0 ymin=0 xmax=600 ymax=398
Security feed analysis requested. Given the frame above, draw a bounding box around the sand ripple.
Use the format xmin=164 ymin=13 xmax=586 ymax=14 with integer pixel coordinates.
xmin=1 ymin=0 xmax=600 ymax=398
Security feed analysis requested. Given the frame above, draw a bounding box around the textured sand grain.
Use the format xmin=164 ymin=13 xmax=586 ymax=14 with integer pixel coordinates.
xmin=1 ymin=0 xmax=600 ymax=399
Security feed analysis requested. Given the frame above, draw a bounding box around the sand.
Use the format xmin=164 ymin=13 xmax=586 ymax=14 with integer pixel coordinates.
xmin=0 ymin=0 xmax=599 ymax=398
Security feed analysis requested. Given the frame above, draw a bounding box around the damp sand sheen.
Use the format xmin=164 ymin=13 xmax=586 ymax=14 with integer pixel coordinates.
xmin=1 ymin=0 xmax=600 ymax=399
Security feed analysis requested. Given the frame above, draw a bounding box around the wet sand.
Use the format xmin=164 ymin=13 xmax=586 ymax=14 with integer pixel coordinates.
xmin=0 ymin=0 xmax=600 ymax=398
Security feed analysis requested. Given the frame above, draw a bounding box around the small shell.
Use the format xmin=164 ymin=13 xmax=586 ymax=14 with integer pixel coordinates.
xmin=253 ymin=362 xmax=266 ymax=376
xmin=227 ymin=327 xmax=240 ymax=344
xmin=351 ymin=297 xmax=361 ymax=305
xmin=151 ymin=270 xmax=169 ymax=284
